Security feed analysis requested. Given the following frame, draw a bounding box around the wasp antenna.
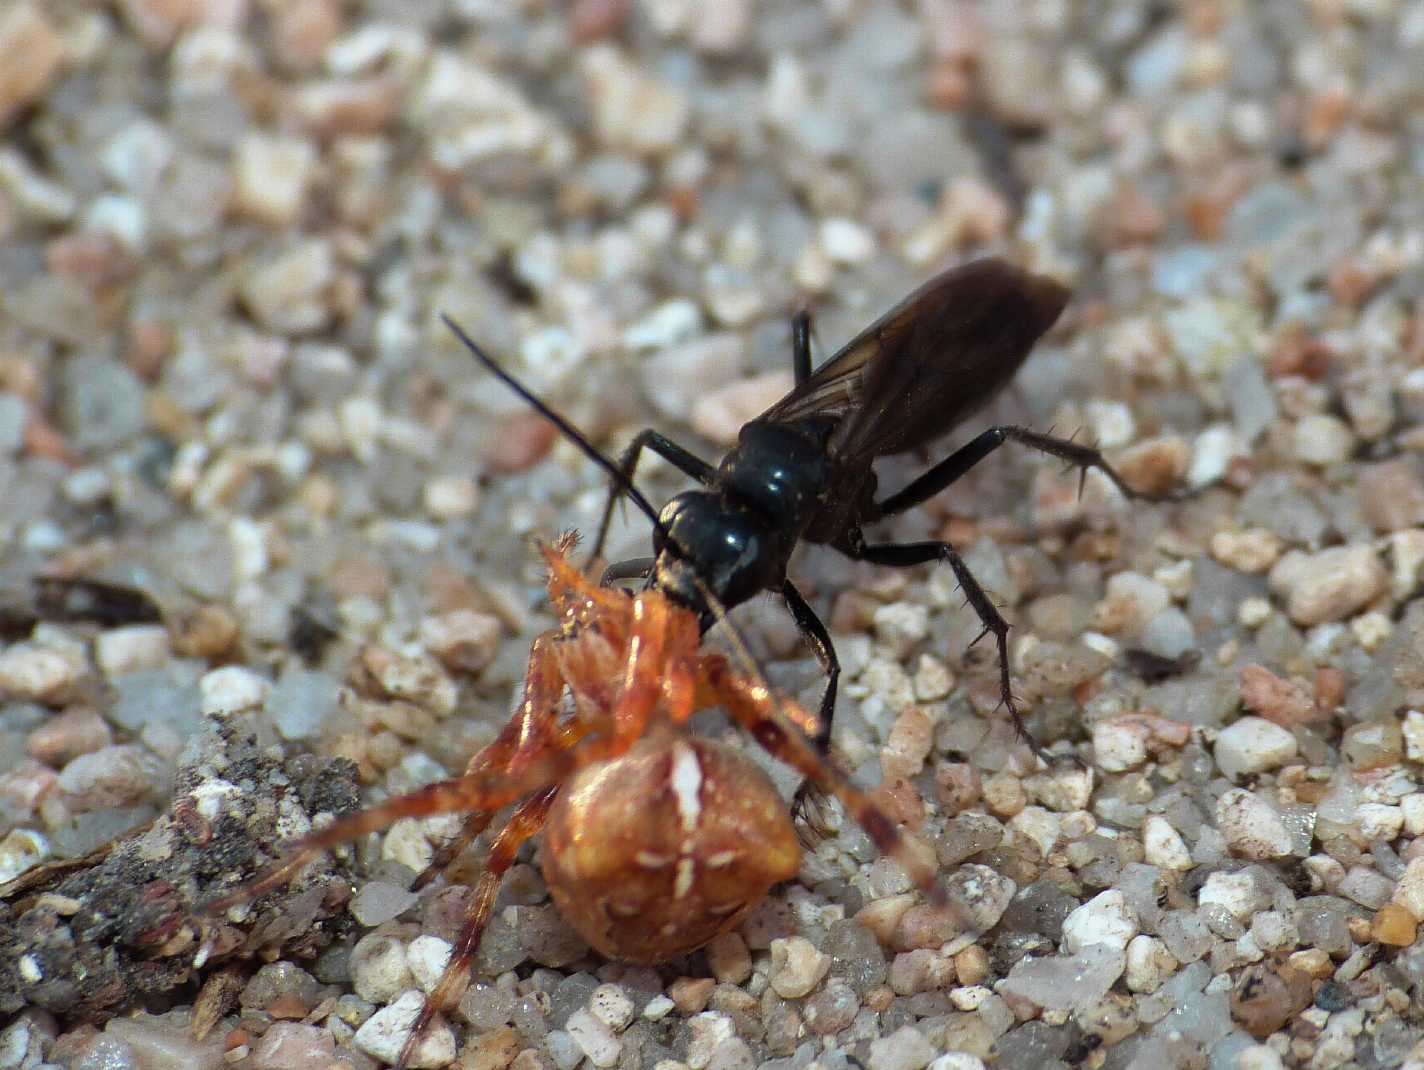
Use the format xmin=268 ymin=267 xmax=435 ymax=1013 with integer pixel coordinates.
xmin=441 ymin=314 xmax=665 ymax=533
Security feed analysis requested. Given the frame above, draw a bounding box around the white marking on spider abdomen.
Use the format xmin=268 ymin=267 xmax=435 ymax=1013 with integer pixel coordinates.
xmin=674 ymin=857 xmax=696 ymax=899
xmin=668 ymin=740 xmax=703 ymax=836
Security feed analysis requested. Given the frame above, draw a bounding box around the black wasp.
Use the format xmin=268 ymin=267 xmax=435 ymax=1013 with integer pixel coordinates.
xmin=444 ymin=258 xmax=1177 ymax=761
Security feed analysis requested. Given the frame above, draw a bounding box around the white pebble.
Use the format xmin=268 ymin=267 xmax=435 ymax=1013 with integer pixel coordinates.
xmin=232 ymin=133 xmax=315 ymax=226
xmin=1235 ymin=1045 xmax=1287 ymax=1070
xmin=1189 ymin=424 xmax=1245 ymax=487
xmin=423 ymin=475 xmax=479 ymax=519
xmin=581 ymin=44 xmax=689 ymax=154
xmin=768 ymin=936 xmax=830 ymax=998
xmin=1062 ymin=889 xmax=1139 ymax=953
xmin=1092 ymin=717 xmax=1150 ymax=772
xmin=641 ymin=334 xmax=743 ymax=422
xmin=0 ymin=645 xmax=80 ymax=704
xmin=339 ymin=395 xmax=383 ymax=463
xmin=406 ymin=935 xmax=453 ymax=994
xmin=84 ymin=193 xmax=146 ymax=251
xmin=623 ymin=298 xmax=703 ymax=350
xmin=200 ymin=666 xmax=270 ymax=717
xmin=1249 ymin=910 xmax=1298 ymax=953
xmin=229 ymin=516 xmax=269 ymax=581
xmin=1292 ymin=413 xmax=1355 ymax=466
xmin=1215 ymin=789 xmax=1293 ymax=859
xmin=819 ymin=218 xmax=877 ymax=265
xmin=1099 ymin=571 xmax=1170 ymax=633
xmin=419 ymin=610 xmax=500 ymax=674
xmin=872 ymin=602 xmax=930 ymax=657
xmin=0 ymin=828 xmax=49 ymax=884
xmin=353 ymin=990 xmax=454 ymax=1069
xmin=381 ymin=817 xmax=434 ymax=874
xmin=1213 ymin=717 xmax=1298 ymax=780
xmin=685 ymin=1013 xmax=735 ymax=1070
xmin=1139 ymin=608 xmax=1195 ymax=659
xmin=642 ymin=995 xmax=675 ymax=1020
xmin=1401 ymin=793 xmax=1424 ymax=836
xmin=1008 ymin=807 xmax=1060 ymax=858
xmin=1084 ymin=400 xmax=1136 ymax=449
xmin=348 ymin=881 xmax=418 ymax=927
xmin=928 ymin=1056 xmax=987 ymax=1070
xmin=867 ymin=1025 xmax=936 ymax=1070
xmin=94 ymin=624 xmax=171 ymax=677
xmin=1356 ymin=803 xmax=1403 ymax=843
xmin=1267 ymin=545 xmax=1386 ymax=626
xmin=566 ymin=1008 xmax=622 ymax=1068
xmin=1392 ymin=857 xmax=1424 ymax=921
xmin=1197 ymin=872 xmax=1258 ymax=921
xmin=349 ymin=933 xmax=412 ymax=1004
xmin=1123 ymin=934 xmax=1176 ymax=993
xmin=589 ymin=984 xmax=636 ymax=1032
xmin=1141 ymin=815 xmax=1193 ymax=871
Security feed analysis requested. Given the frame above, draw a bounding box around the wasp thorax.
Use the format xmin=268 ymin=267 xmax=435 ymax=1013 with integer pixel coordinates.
xmin=540 ymin=732 xmax=801 ymax=964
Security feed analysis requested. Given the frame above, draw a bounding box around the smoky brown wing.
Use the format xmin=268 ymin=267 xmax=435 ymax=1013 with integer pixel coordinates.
xmin=758 ymin=276 xmax=938 ymax=428
xmin=824 ymin=259 xmax=1071 ymax=462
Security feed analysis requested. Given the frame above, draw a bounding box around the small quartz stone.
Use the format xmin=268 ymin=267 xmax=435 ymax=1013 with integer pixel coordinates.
xmin=1372 ymin=903 xmax=1417 ymax=946
xmin=0 ymin=645 xmax=81 ymax=705
xmin=349 ymin=933 xmax=411 ymax=1004
xmin=94 ymin=625 xmax=171 ymax=676
xmin=1198 ymin=872 xmax=1259 ymax=922
xmin=1214 ymin=717 xmax=1298 ymax=780
xmin=1215 ymin=789 xmax=1293 ymax=860
xmin=249 ymin=1022 xmax=335 ymax=1069
xmin=1392 ymin=857 xmax=1424 ymax=921
xmin=867 ymin=1025 xmax=936 ymax=1070
xmin=419 ymin=611 xmax=501 ymax=674
xmin=348 ymin=889 xmax=415 ymax=928
xmin=407 ymin=935 xmax=454 ymax=994
xmin=1092 ymin=717 xmax=1150 ymax=771
xmin=565 ymin=1008 xmax=621 ymax=1068
xmin=0 ymin=3 xmax=65 ymax=129
xmin=1062 ymin=890 xmax=1139 ymax=954
xmin=768 ymin=937 xmax=830 ymax=999
xmin=353 ymin=991 xmax=455 ymax=1069
xmin=588 ymin=985 xmax=634 ymax=1032
xmin=1267 ymin=545 xmax=1386 ymax=626
xmin=1141 ymin=815 xmax=1193 ymax=872
xmin=704 ymin=932 xmax=751 ymax=985
xmin=232 ymin=133 xmax=316 ymax=226
xmin=0 ymin=828 xmax=49 ymax=884
xmin=200 ymin=666 xmax=271 ymax=717
xmin=1124 ymin=934 xmax=1177 ymax=993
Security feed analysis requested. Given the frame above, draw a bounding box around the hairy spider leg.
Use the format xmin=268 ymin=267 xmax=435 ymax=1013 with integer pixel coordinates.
xmin=396 ymin=786 xmax=558 ymax=1070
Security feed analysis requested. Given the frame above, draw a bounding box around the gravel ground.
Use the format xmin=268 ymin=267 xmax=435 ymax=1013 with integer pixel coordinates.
xmin=2 ymin=1 xmax=1424 ymax=1069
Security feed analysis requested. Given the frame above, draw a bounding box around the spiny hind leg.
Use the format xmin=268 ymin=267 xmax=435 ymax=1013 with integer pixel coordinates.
xmin=848 ymin=537 xmax=1052 ymax=765
xmin=396 ymin=787 xmax=557 ymax=1070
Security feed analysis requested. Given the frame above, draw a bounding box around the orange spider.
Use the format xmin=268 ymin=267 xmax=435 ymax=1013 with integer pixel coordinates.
xmin=204 ymin=535 xmax=940 ymax=1068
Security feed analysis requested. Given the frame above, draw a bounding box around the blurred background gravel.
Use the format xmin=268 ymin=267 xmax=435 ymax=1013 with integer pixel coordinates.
xmin=2 ymin=1 xmax=1424 ymax=1069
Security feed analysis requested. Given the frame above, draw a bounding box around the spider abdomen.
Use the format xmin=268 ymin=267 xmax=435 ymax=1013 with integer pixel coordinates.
xmin=540 ymin=731 xmax=801 ymax=964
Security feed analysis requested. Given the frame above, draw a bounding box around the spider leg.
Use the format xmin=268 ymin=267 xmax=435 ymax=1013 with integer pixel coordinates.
xmin=611 ymin=591 xmax=699 ymax=744
xmin=410 ymin=810 xmax=496 ymax=892
xmin=201 ymin=749 xmax=575 ymax=917
xmin=396 ymin=786 xmax=557 ymax=1070
xmin=698 ymin=659 xmax=944 ymax=907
